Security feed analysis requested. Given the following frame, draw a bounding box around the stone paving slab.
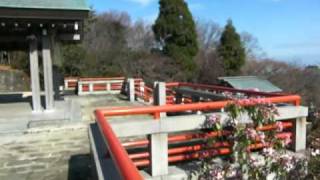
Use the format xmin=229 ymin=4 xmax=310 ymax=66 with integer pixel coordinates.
xmin=67 ymin=94 xmax=148 ymax=121
xmin=0 ymin=126 xmax=92 ymax=180
xmin=0 ymin=94 xmax=151 ymax=180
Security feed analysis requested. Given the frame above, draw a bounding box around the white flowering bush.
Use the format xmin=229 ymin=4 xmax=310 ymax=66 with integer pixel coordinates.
xmin=307 ymin=148 xmax=320 ymax=179
xmin=198 ymin=98 xmax=307 ymax=180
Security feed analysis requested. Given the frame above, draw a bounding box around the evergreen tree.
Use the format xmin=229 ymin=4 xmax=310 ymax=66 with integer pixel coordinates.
xmin=153 ymin=0 xmax=199 ymax=74
xmin=61 ymin=44 xmax=86 ymax=76
xmin=218 ymin=20 xmax=246 ymax=76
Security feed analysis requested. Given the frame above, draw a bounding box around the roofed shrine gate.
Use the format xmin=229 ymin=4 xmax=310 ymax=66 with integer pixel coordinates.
xmin=0 ymin=1 xmax=89 ymax=113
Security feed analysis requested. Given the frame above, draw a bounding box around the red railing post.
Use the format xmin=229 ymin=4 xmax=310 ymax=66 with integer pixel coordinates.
xmin=95 ymin=110 xmax=143 ymax=180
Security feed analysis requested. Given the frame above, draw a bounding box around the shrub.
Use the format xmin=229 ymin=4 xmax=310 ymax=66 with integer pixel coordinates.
xmin=198 ymin=98 xmax=307 ymax=179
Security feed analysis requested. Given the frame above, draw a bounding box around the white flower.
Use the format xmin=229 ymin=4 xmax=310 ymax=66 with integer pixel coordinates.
xmin=210 ymin=167 xmax=224 ymax=180
xmin=278 ymin=154 xmax=294 ymax=172
xmin=276 ymin=121 xmax=284 ymax=132
xmin=249 ymin=155 xmax=264 ymax=167
xmin=311 ymin=149 xmax=320 ymax=156
xmin=246 ymin=128 xmax=257 ymax=140
xmin=257 ymin=132 xmax=266 ymax=145
xmin=263 ymin=147 xmax=275 ymax=157
xmin=216 ymin=172 xmax=223 ymax=180
xmin=284 ymin=163 xmax=294 ymax=172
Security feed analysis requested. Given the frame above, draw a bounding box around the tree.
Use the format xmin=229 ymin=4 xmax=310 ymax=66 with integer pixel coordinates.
xmin=196 ymin=50 xmax=225 ymax=84
xmin=195 ymin=20 xmax=224 ymax=84
xmin=61 ymin=44 xmax=86 ymax=76
xmin=217 ymin=20 xmax=246 ymax=76
xmin=153 ymin=0 xmax=199 ymax=75
xmin=241 ymin=32 xmax=265 ymax=60
xmin=127 ymin=20 xmax=154 ymax=52
xmin=242 ymin=59 xmax=320 ymax=109
xmin=83 ymin=11 xmax=131 ymax=77
xmin=9 ymin=51 xmax=29 ymax=74
xmin=196 ymin=20 xmax=221 ymax=52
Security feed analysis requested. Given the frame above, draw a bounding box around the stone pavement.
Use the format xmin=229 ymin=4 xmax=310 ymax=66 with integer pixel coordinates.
xmin=0 ymin=94 xmax=148 ymax=180
xmin=67 ymin=94 xmax=147 ymax=121
xmin=0 ymin=125 xmax=91 ymax=180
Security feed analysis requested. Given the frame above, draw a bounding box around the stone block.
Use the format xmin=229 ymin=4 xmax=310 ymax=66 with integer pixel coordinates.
xmin=5 ymin=160 xmax=32 ymax=168
xmin=29 ymin=164 xmax=47 ymax=172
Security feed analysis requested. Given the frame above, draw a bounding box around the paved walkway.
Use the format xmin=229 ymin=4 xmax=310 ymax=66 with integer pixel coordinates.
xmin=67 ymin=94 xmax=147 ymax=121
xmin=0 ymin=94 xmax=148 ymax=180
xmin=0 ymin=126 xmax=91 ymax=180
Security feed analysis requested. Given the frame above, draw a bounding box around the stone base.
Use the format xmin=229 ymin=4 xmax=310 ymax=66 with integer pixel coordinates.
xmin=141 ymin=166 xmax=188 ymax=180
xmin=0 ymin=98 xmax=82 ymax=134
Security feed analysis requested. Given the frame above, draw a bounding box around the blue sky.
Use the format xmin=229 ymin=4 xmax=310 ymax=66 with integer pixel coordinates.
xmin=88 ymin=0 xmax=320 ymax=65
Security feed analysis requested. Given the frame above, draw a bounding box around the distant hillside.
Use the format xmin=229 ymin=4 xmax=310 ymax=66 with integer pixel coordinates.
xmin=0 ymin=65 xmax=30 ymax=92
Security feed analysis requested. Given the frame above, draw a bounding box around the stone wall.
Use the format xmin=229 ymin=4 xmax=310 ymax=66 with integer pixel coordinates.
xmin=0 ymin=126 xmax=92 ymax=180
xmin=0 ymin=69 xmax=30 ymax=92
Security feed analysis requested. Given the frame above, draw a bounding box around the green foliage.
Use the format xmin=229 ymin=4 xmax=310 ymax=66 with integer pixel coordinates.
xmin=10 ymin=51 xmax=29 ymax=74
xmin=199 ymin=99 xmax=307 ymax=179
xmin=218 ymin=20 xmax=246 ymax=76
xmin=83 ymin=12 xmax=132 ymax=77
xmin=60 ymin=11 xmax=131 ymax=78
xmin=153 ymin=0 xmax=199 ymax=74
xmin=58 ymin=10 xmax=197 ymax=82
xmin=61 ymin=44 xmax=86 ymax=76
xmin=308 ymin=154 xmax=320 ymax=179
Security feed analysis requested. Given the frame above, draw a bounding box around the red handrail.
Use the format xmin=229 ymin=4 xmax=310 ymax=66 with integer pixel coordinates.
xmin=95 ymin=110 xmax=143 ymax=180
xmin=122 ymin=122 xmax=293 ymax=148
xmin=166 ymin=82 xmax=286 ymax=97
xmin=92 ymin=79 xmax=301 ymax=177
xmin=129 ymin=132 xmax=292 ymax=162
xmin=94 ymin=89 xmax=300 ymax=175
xmin=99 ymin=95 xmax=301 ymax=117
xmin=80 ymin=77 xmax=126 ymax=81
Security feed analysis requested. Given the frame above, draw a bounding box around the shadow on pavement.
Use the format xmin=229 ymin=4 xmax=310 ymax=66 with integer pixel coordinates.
xmin=68 ymin=154 xmax=93 ymax=180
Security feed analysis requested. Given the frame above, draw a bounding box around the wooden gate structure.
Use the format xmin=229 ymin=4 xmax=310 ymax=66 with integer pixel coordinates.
xmin=0 ymin=0 xmax=89 ymax=113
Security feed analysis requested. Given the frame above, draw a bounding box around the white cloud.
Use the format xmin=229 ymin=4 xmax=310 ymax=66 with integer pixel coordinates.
xmin=127 ymin=0 xmax=155 ymax=6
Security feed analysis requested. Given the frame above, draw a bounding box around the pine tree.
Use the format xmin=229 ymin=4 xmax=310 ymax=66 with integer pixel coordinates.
xmin=153 ymin=0 xmax=199 ymax=74
xmin=218 ymin=20 xmax=246 ymax=76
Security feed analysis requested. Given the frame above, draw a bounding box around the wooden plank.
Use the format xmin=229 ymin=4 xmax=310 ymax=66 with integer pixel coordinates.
xmin=0 ymin=8 xmax=88 ymax=20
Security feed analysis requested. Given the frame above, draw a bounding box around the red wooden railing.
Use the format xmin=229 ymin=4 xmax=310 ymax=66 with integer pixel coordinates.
xmin=98 ymin=95 xmax=300 ymax=119
xmin=95 ymin=94 xmax=300 ymax=176
xmin=80 ymin=78 xmax=143 ymax=93
xmin=95 ymin=110 xmax=143 ymax=180
xmin=134 ymin=84 xmax=154 ymax=103
xmin=65 ymin=77 xmax=143 ymax=94
xmin=166 ymin=82 xmax=286 ymax=97
xmin=133 ymin=81 xmax=292 ymax=105
xmin=64 ymin=77 xmax=79 ymax=90
xmin=64 ymin=77 xmax=126 ymax=91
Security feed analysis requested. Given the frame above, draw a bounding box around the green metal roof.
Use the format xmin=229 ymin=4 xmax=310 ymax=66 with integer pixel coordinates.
xmin=218 ymin=76 xmax=282 ymax=93
xmin=0 ymin=0 xmax=90 ymax=11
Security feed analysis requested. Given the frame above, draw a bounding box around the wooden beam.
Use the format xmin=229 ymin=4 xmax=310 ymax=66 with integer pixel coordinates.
xmin=0 ymin=21 xmax=81 ymax=35
xmin=0 ymin=35 xmax=28 ymax=43
xmin=0 ymin=8 xmax=88 ymax=20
